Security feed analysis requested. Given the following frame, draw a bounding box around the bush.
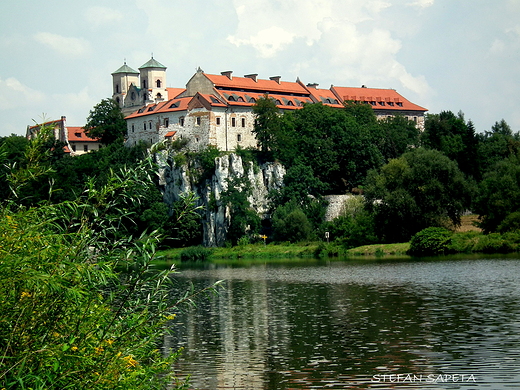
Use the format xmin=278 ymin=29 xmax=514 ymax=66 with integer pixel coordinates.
xmin=408 ymin=227 xmax=453 ymax=256
xmin=180 ymin=245 xmax=213 ymax=262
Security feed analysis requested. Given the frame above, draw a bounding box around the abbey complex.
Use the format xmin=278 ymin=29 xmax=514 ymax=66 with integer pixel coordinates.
xmin=115 ymin=57 xmax=427 ymax=151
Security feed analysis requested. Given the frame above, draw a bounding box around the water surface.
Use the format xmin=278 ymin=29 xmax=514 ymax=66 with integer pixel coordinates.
xmin=167 ymin=257 xmax=520 ymax=389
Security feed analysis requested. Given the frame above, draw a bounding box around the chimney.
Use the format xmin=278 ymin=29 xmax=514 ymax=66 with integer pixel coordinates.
xmin=269 ymin=76 xmax=281 ymax=84
xmin=221 ymin=71 xmax=233 ymax=79
xmin=307 ymin=83 xmax=319 ymax=89
xmin=244 ymin=73 xmax=258 ymax=82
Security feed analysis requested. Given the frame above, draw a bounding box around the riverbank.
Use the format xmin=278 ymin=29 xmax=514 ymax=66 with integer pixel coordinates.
xmin=158 ymin=241 xmax=411 ymax=261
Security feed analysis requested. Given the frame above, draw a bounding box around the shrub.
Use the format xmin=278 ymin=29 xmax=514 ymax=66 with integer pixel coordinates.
xmin=180 ymin=245 xmax=213 ymax=262
xmin=408 ymin=227 xmax=453 ymax=256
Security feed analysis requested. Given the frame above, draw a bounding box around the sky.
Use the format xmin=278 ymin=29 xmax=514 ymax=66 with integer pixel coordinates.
xmin=1 ymin=0 xmax=519 ymax=137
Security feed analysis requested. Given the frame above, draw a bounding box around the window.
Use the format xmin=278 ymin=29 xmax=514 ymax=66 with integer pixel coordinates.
xmin=83 ymin=144 xmax=88 ymax=152
xmin=131 ymin=124 xmax=135 ymax=133
xmin=75 ymin=132 xmax=82 ymax=138
xmin=237 ymin=134 xmax=242 ymax=142
xmin=231 ymin=117 xmax=236 ymax=127
xmin=143 ymin=123 xmax=146 ymax=130
xmin=116 ymin=84 xmax=120 ymax=93
xmin=413 ymin=116 xmax=417 ymax=123
xmin=156 ymin=80 xmax=161 ymax=88
xmin=71 ymin=144 xmax=76 ymax=152
xmin=179 ymin=117 xmax=185 ymax=126
xmin=249 ymin=97 xmax=256 ymax=103
xmin=156 ymin=93 xmax=162 ymax=99
xmin=116 ymin=97 xmax=120 ymax=104
xmin=241 ymin=118 xmax=245 ymax=127
xmin=216 ymin=117 xmax=221 ymax=125
xmin=164 ymin=118 xmax=169 ymax=127
xmin=142 ymin=80 xmax=147 ymax=89
xmin=237 ymin=97 xmax=245 ymax=102
xmin=195 ymin=137 xmax=199 ymax=142
xmin=149 ymin=122 xmax=152 ymax=129
xmin=196 ymin=117 xmax=201 ymax=126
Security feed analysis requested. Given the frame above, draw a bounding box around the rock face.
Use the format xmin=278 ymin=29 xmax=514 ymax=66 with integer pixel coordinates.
xmin=156 ymin=152 xmax=285 ymax=246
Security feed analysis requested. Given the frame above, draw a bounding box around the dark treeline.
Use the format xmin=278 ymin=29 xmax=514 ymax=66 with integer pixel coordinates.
xmin=2 ymin=97 xmax=520 ymax=249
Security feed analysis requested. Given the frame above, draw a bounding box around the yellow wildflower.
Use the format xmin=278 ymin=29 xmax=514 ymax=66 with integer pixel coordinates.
xmin=123 ymin=355 xmax=139 ymax=368
xmin=20 ymin=291 xmax=32 ymax=299
xmin=71 ymin=346 xmax=78 ymax=352
xmin=166 ymin=314 xmax=176 ymax=320
xmin=94 ymin=346 xmax=104 ymax=355
xmin=104 ymin=339 xmax=114 ymax=346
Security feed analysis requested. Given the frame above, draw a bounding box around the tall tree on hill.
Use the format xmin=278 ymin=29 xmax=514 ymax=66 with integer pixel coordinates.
xmin=252 ymin=95 xmax=280 ymax=154
xmin=84 ymin=98 xmax=127 ymax=145
xmin=421 ymin=111 xmax=479 ymax=179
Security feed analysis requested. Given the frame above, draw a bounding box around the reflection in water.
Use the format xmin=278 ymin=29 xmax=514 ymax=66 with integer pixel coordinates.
xmin=166 ymin=258 xmax=520 ymax=389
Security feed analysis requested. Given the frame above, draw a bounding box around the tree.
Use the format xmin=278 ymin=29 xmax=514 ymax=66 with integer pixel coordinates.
xmin=364 ymin=148 xmax=474 ymax=243
xmin=476 ymin=119 xmax=520 ymax=177
xmin=421 ymin=111 xmax=479 ymax=179
xmin=252 ymin=95 xmax=281 ymax=154
xmin=272 ymin=201 xmax=312 ymax=242
xmin=474 ymin=155 xmax=520 ymax=233
xmin=377 ymin=115 xmax=420 ymax=161
xmin=84 ymin=98 xmax=127 ymax=145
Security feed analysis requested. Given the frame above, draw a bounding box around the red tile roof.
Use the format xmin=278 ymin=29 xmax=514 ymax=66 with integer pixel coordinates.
xmin=205 ymin=73 xmax=309 ymax=95
xmin=331 ymin=86 xmax=427 ymax=112
xmin=165 ymin=131 xmax=177 ymax=137
xmin=166 ymin=88 xmax=186 ymax=99
xmin=67 ymin=127 xmax=100 ymax=142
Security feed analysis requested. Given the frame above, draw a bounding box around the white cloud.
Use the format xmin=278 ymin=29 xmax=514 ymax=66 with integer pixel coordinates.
xmin=227 ymin=26 xmax=296 ymax=58
xmin=85 ymin=6 xmax=124 ymax=26
xmin=33 ymin=32 xmax=91 ymax=57
xmin=0 ymin=77 xmax=45 ymax=109
xmin=407 ymin=0 xmax=434 ymax=8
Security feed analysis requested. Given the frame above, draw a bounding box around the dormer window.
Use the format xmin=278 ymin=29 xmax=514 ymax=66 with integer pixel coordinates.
xmin=237 ymin=97 xmax=245 ymax=102
xmin=228 ymin=96 xmax=236 ymax=102
xmin=249 ymin=97 xmax=256 ymax=103
xmin=397 ymin=102 xmax=403 ymax=107
xmin=75 ymin=132 xmax=82 ymax=138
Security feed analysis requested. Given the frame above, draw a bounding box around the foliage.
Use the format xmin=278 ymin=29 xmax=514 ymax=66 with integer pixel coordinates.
xmin=377 ymin=114 xmax=420 ymax=161
xmin=220 ymin=175 xmax=261 ymax=246
xmin=272 ymin=201 xmax=313 ymax=243
xmin=364 ymin=148 xmax=475 ymax=243
xmin=408 ymin=227 xmax=453 ymax=256
xmin=476 ymin=119 xmax=520 ymax=177
xmin=421 ymin=111 xmax=480 ymax=179
xmin=165 ymin=192 xmax=203 ymax=248
xmin=272 ymin=103 xmax=384 ymax=193
xmin=474 ymin=155 xmax=520 ymax=233
xmin=180 ymin=245 xmax=213 ymax=262
xmin=84 ymin=98 xmax=127 ymax=145
xmin=252 ymin=95 xmax=280 ymax=154
xmin=187 ymin=145 xmax=222 ymax=184
xmin=0 ymin=156 xmax=222 ymax=389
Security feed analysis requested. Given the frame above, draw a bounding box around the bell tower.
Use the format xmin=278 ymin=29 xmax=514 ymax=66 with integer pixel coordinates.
xmin=138 ymin=56 xmax=167 ymax=104
xmin=111 ymin=61 xmax=139 ymax=109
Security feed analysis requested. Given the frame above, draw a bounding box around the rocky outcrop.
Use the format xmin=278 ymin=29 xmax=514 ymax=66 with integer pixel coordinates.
xmin=155 ymin=152 xmax=285 ymax=246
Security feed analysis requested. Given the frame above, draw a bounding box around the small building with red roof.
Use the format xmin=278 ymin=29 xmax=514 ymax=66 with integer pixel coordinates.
xmin=26 ymin=116 xmax=101 ymax=156
xmin=116 ymin=59 xmax=427 ymax=151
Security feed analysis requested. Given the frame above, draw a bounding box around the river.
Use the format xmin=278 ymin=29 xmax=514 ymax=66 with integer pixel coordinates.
xmin=165 ymin=256 xmax=520 ymax=389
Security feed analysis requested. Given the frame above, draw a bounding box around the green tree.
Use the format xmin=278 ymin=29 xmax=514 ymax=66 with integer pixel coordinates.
xmin=364 ymin=148 xmax=474 ymax=243
xmin=474 ymin=155 xmax=520 ymax=233
xmin=220 ymin=175 xmax=260 ymax=245
xmin=477 ymin=119 xmax=520 ymax=177
xmin=272 ymin=200 xmax=312 ymax=242
xmin=252 ymin=95 xmax=280 ymax=154
xmin=84 ymin=98 xmax=127 ymax=145
xmin=377 ymin=114 xmax=420 ymax=161
xmin=421 ymin=111 xmax=479 ymax=179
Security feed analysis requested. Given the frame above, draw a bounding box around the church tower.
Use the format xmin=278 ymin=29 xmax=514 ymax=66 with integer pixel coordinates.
xmin=111 ymin=62 xmax=139 ymax=110
xmin=138 ymin=57 xmax=167 ymax=105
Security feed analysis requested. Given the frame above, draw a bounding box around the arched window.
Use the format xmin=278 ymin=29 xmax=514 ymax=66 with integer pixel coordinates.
xmin=237 ymin=97 xmax=245 ymax=102
xmin=156 ymin=79 xmax=161 ymax=88
xmin=241 ymin=118 xmax=245 ymax=127
xmin=115 ymin=84 xmax=120 ymax=93
xmin=179 ymin=117 xmax=185 ymax=126
xmin=196 ymin=117 xmax=201 ymax=126
xmin=156 ymin=93 xmax=162 ymax=100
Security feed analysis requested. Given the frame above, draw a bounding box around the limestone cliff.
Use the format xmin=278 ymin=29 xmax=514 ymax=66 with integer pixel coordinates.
xmin=155 ymin=152 xmax=285 ymax=246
